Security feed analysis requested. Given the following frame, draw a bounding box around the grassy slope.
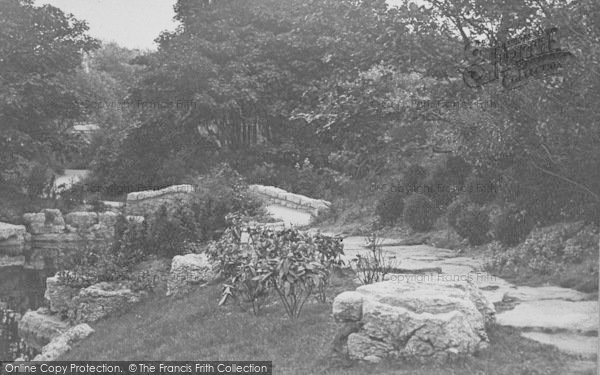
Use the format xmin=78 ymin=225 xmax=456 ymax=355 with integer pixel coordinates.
xmin=60 ymin=273 xmax=583 ymax=375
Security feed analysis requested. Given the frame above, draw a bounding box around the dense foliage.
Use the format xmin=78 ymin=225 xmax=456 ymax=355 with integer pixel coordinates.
xmin=0 ymin=0 xmax=99 ymax=193
xmin=487 ymin=223 xmax=599 ymax=292
xmin=403 ymin=193 xmax=437 ymax=232
xmin=450 ymin=203 xmax=491 ymax=245
xmin=208 ymin=226 xmax=344 ymax=318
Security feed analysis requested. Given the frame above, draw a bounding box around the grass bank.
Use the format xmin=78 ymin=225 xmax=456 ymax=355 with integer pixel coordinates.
xmin=60 ymin=273 xmax=584 ymax=375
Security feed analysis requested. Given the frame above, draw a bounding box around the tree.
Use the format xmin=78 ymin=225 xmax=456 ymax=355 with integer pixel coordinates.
xmin=0 ymin=0 xmax=99 ymax=191
xmin=423 ymin=0 xmax=600 ymax=223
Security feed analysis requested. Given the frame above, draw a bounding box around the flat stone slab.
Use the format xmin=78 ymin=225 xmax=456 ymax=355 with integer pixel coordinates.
xmin=503 ymin=286 xmax=592 ymax=302
xmin=497 ymin=300 xmax=598 ymax=334
xmin=521 ymin=331 xmax=598 ymax=359
xmin=342 ymin=237 xmax=477 ymax=276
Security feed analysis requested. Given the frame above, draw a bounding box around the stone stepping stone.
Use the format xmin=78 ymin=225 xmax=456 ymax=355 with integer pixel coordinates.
xmin=503 ymin=286 xmax=592 ymax=303
xmin=521 ymin=331 xmax=597 ymax=359
xmin=497 ymin=300 xmax=598 ymax=334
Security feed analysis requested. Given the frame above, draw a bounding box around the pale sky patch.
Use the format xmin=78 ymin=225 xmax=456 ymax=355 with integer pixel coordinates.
xmin=34 ymin=0 xmax=179 ymax=50
xmin=33 ymin=0 xmax=423 ymax=50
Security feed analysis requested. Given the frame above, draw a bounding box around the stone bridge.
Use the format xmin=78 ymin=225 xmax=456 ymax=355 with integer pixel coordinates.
xmin=247 ymin=185 xmax=331 ymax=222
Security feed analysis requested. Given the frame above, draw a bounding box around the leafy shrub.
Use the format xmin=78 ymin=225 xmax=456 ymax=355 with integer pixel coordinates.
xmin=446 ymin=156 xmax=472 ymax=183
xmin=208 ymin=226 xmax=344 ymax=319
xmin=423 ymin=156 xmax=471 ymax=208
xmin=128 ymin=165 xmax=266 ymax=259
xmin=493 ymin=207 xmax=534 ymax=246
xmin=56 ymin=243 xmax=130 ymax=289
xmin=375 ymin=184 xmax=404 ymax=226
xmin=221 ymin=260 xmax=271 ymax=315
xmin=450 ymin=203 xmax=491 ymax=245
xmin=145 ymin=203 xmax=201 ymax=258
xmin=486 ymin=222 xmax=599 ymax=291
xmin=563 ymin=225 xmax=599 ymax=263
xmin=245 ymin=162 xmax=279 ymax=187
xmin=465 ymin=173 xmax=498 ymax=204
xmin=403 ymin=193 xmax=437 ymax=232
xmin=447 ymin=197 xmax=469 ymax=229
xmin=25 ymin=163 xmax=54 ymax=198
xmin=403 ymin=164 xmax=427 ymax=192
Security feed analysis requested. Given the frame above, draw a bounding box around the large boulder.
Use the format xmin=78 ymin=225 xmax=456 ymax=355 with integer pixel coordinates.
xmin=18 ymin=308 xmax=69 ymax=350
xmin=332 ymin=279 xmax=495 ymax=363
xmin=166 ymin=253 xmax=216 ymax=296
xmin=33 ymin=324 xmax=94 ymax=361
xmin=70 ymin=282 xmax=145 ymax=323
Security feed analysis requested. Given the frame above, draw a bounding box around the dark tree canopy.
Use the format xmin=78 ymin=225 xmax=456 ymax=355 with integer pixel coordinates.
xmin=0 ymin=0 xmax=99 ymax=187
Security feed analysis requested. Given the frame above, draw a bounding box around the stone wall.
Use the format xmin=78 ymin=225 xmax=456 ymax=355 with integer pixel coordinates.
xmin=125 ymin=184 xmax=195 ymax=216
xmin=0 ymin=209 xmax=119 ymax=270
xmin=25 ymin=209 xmax=119 ymax=269
xmin=248 ymin=185 xmax=331 ymax=218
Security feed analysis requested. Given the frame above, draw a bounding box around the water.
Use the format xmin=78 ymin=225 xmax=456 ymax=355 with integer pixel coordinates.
xmin=0 ymin=266 xmax=54 ymax=361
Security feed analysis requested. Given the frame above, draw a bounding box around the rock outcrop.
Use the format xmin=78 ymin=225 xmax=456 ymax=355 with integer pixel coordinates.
xmin=33 ymin=324 xmax=94 ymax=361
xmin=18 ymin=308 xmax=69 ymax=350
xmin=166 ymin=253 xmax=215 ymax=296
xmin=23 ymin=209 xmax=65 ymax=235
xmin=0 ymin=222 xmax=28 ymax=267
xmin=44 ymin=275 xmax=81 ymax=317
xmin=332 ymin=280 xmax=495 ymax=363
xmin=20 ymin=210 xmax=118 ymax=269
xmin=125 ymin=184 xmax=195 ymax=216
xmin=70 ymin=282 xmax=145 ymax=323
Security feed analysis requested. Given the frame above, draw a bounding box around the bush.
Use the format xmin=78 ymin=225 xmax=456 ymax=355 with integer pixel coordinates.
xmin=25 ymin=163 xmax=54 ymax=198
xmin=450 ymin=203 xmax=491 ymax=245
xmin=375 ymin=183 xmax=404 ymax=226
xmin=403 ymin=164 xmax=427 ymax=192
xmin=447 ymin=197 xmax=469 ymax=229
xmin=493 ymin=207 xmax=534 ymax=246
xmin=208 ymin=226 xmax=344 ymax=319
xmin=423 ymin=156 xmax=471 ymax=209
xmin=352 ymin=233 xmax=400 ymax=284
xmin=56 ymin=243 xmax=132 ymax=289
xmin=57 ymin=216 xmax=149 ymax=289
xmin=465 ymin=173 xmax=498 ymax=204
xmin=403 ymin=193 xmax=437 ymax=232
